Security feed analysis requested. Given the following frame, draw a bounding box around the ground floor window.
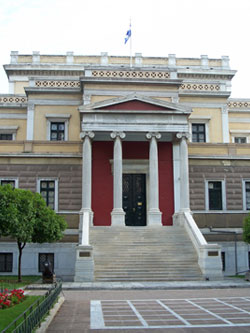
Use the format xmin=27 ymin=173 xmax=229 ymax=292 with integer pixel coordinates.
xmin=221 ymin=251 xmax=225 ymax=271
xmin=38 ymin=253 xmax=54 ymax=272
xmin=206 ymin=180 xmax=225 ymax=210
xmin=244 ymin=181 xmax=250 ymax=211
xmin=38 ymin=179 xmax=58 ymax=211
xmin=0 ymin=253 xmax=13 ymax=272
xmin=0 ymin=179 xmax=17 ymax=188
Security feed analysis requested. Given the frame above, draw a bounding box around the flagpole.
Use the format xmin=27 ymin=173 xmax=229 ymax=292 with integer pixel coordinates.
xmin=130 ymin=18 xmax=132 ymax=68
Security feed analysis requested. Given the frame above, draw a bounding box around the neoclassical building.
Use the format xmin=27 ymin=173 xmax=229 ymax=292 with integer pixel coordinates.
xmin=0 ymin=51 xmax=249 ymax=281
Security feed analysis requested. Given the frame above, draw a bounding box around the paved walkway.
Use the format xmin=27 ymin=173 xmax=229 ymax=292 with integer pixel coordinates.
xmin=46 ymin=283 xmax=250 ymax=332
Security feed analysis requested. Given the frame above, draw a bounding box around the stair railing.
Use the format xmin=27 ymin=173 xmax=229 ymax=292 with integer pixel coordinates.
xmin=183 ymin=211 xmax=223 ymax=280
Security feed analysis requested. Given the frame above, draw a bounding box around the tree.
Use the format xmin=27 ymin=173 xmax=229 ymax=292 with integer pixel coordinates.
xmin=0 ymin=185 xmax=67 ymax=282
xmin=243 ymin=213 xmax=250 ymax=244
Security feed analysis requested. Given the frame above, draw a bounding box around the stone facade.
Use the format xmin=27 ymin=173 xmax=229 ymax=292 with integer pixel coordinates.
xmin=0 ymin=52 xmax=250 ymax=279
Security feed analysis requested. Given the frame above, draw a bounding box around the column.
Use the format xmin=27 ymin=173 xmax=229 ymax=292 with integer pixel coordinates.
xmin=110 ymin=131 xmax=126 ymax=225
xmin=176 ymin=133 xmax=190 ymax=211
xmin=146 ymin=132 xmax=162 ymax=225
xmin=80 ymin=131 xmax=95 ymax=217
xmin=26 ymin=103 xmax=35 ymax=140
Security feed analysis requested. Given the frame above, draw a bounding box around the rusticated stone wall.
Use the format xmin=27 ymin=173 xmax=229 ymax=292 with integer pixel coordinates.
xmin=0 ymin=164 xmax=82 ymax=211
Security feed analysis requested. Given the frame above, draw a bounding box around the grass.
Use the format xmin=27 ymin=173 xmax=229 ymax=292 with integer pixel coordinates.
xmin=0 ymin=275 xmax=40 ymax=291
xmin=0 ymin=295 xmax=42 ymax=332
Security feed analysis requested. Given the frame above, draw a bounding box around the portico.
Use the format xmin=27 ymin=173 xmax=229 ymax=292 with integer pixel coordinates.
xmin=79 ymin=94 xmax=192 ymax=227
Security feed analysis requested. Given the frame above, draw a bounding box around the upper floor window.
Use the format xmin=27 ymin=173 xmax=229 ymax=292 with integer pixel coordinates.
xmin=192 ymin=124 xmax=206 ymax=142
xmin=206 ymin=180 xmax=226 ymax=211
xmin=0 ymin=253 xmax=13 ymax=272
xmin=46 ymin=114 xmax=71 ymax=141
xmin=234 ymin=137 xmax=247 ymax=144
xmin=38 ymin=178 xmax=58 ymax=211
xmin=0 ymin=134 xmax=13 ymax=140
xmin=51 ymin=122 xmax=65 ymax=141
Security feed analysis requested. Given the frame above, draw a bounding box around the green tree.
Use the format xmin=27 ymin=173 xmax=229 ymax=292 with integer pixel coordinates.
xmin=0 ymin=185 xmax=67 ymax=282
xmin=243 ymin=213 xmax=250 ymax=244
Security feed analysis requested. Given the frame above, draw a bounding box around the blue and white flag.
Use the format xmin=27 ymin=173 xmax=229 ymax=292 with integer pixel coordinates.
xmin=124 ymin=25 xmax=131 ymax=44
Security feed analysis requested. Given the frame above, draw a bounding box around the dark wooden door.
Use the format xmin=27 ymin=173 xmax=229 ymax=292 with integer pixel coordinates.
xmin=123 ymin=174 xmax=146 ymax=226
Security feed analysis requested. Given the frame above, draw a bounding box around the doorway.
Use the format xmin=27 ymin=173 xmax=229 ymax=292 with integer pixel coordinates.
xmin=123 ymin=174 xmax=146 ymax=226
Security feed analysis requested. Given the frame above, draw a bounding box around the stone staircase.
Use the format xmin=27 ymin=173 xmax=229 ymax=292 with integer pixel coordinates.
xmin=90 ymin=226 xmax=203 ymax=281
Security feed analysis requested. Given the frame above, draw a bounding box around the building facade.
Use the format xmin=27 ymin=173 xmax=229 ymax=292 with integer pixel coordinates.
xmin=0 ymin=51 xmax=249 ymax=280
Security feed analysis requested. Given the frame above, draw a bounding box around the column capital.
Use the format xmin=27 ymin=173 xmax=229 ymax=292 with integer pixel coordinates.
xmin=176 ymin=132 xmax=190 ymax=140
xmin=222 ymin=106 xmax=228 ymax=114
xmin=110 ymin=131 xmax=126 ymax=140
xmin=146 ymin=132 xmax=161 ymax=140
xmin=80 ymin=131 xmax=95 ymax=140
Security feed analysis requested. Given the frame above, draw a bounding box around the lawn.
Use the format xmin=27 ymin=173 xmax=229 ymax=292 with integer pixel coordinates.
xmin=0 ymin=275 xmax=40 ymax=291
xmin=0 ymin=295 xmax=42 ymax=332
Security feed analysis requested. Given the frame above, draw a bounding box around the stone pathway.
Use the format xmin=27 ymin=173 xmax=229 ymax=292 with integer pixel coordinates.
xmin=47 ymin=288 xmax=250 ymax=332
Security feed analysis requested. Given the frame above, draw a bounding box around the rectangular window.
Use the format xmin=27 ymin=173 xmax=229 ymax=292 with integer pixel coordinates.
xmin=221 ymin=251 xmax=225 ymax=271
xmin=234 ymin=137 xmax=247 ymax=143
xmin=207 ymin=180 xmax=225 ymax=210
xmin=0 ymin=253 xmax=13 ymax=272
xmin=249 ymin=252 xmax=250 ymax=269
xmin=192 ymin=124 xmax=206 ymax=142
xmin=50 ymin=122 xmax=65 ymax=141
xmin=0 ymin=134 xmax=13 ymax=140
xmin=40 ymin=180 xmax=55 ymax=209
xmin=38 ymin=253 xmax=54 ymax=272
xmin=0 ymin=180 xmax=16 ymax=187
xmin=245 ymin=181 xmax=250 ymax=211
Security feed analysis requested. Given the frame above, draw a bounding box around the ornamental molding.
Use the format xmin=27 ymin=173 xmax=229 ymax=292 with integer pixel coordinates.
xmin=0 ymin=95 xmax=27 ymax=103
xmin=228 ymin=100 xmax=250 ymax=109
xmin=80 ymin=131 xmax=95 ymax=140
xmin=180 ymin=83 xmax=220 ymax=91
xmin=91 ymin=70 xmax=170 ymax=80
xmin=35 ymin=80 xmax=80 ymax=88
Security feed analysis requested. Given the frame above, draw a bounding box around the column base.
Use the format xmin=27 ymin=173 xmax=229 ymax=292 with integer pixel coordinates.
xmin=148 ymin=209 xmax=162 ymax=226
xmin=74 ymin=245 xmax=94 ymax=282
xmin=111 ymin=208 xmax=125 ymax=226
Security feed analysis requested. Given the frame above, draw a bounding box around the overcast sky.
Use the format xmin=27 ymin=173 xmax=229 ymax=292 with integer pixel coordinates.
xmin=0 ymin=0 xmax=249 ymax=97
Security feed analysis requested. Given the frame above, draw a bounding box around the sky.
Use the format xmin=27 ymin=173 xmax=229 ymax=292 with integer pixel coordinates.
xmin=0 ymin=0 xmax=249 ymax=97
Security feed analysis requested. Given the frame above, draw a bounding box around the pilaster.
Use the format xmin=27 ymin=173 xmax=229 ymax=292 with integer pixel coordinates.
xmin=26 ymin=103 xmax=35 ymax=140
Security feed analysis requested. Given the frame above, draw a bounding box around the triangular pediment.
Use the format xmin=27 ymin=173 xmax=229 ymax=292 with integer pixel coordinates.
xmin=80 ymin=93 xmax=191 ymax=114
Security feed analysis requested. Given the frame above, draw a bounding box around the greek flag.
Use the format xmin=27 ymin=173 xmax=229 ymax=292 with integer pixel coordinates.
xmin=124 ymin=25 xmax=131 ymax=44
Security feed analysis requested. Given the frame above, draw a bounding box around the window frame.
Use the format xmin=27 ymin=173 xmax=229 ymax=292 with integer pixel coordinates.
xmin=233 ymin=136 xmax=247 ymax=144
xmin=37 ymin=178 xmax=58 ymax=212
xmin=0 ymin=126 xmax=18 ymax=140
xmin=205 ymin=179 xmax=226 ymax=211
xmin=242 ymin=179 xmax=250 ymax=211
xmin=189 ymin=118 xmax=210 ymax=143
xmin=46 ymin=114 xmax=71 ymax=141
xmin=0 ymin=253 xmax=13 ymax=272
xmin=0 ymin=178 xmax=18 ymax=188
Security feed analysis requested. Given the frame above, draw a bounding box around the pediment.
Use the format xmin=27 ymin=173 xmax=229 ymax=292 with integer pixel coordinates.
xmin=80 ymin=93 xmax=192 ymax=115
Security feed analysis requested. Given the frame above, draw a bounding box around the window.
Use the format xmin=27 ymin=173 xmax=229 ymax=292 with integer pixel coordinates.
xmin=243 ymin=181 xmax=250 ymax=211
xmin=221 ymin=251 xmax=225 ymax=271
xmin=50 ymin=122 xmax=65 ymax=141
xmin=46 ymin=114 xmax=71 ymax=141
xmin=0 ymin=178 xmax=18 ymax=188
xmin=38 ymin=253 xmax=54 ymax=272
xmin=40 ymin=180 xmax=55 ymax=209
xmin=0 ymin=134 xmax=13 ymax=140
xmin=249 ymin=252 xmax=250 ymax=269
xmin=234 ymin=137 xmax=247 ymax=144
xmin=206 ymin=180 xmax=225 ymax=211
xmin=192 ymin=124 xmax=206 ymax=142
xmin=37 ymin=178 xmax=58 ymax=211
xmin=0 ymin=126 xmax=18 ymax=140
xmin=0 ymin=253 xmax=13 ymax=272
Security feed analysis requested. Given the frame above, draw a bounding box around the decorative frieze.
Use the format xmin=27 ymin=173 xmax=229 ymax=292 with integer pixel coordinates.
xmin=180 ymin=83 xmax=220 ymax=91
xmin=91 ymin=70 xmax=170 ymax=79
xmin=35 ymin=80 xmax=80 ymax=88
xmin=0 ymin=95 xmax=27 ymax=103
xmin=228 ymin=100 xmax=250 ymax=109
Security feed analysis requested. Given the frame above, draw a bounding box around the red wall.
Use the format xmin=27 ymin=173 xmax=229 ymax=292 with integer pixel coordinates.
xmin=102 ymin=100 xmax=167 ymax=111
xmin=92 ymin=141 xmax=174 ymax=226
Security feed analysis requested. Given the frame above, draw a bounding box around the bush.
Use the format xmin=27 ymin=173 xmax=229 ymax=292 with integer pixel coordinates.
xmin=243 ymin=213 xmax=250 ymax=244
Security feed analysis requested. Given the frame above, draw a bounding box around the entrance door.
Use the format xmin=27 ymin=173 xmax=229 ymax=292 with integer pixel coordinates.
xmin=123 ymin=174 xmax=146 ymax=226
